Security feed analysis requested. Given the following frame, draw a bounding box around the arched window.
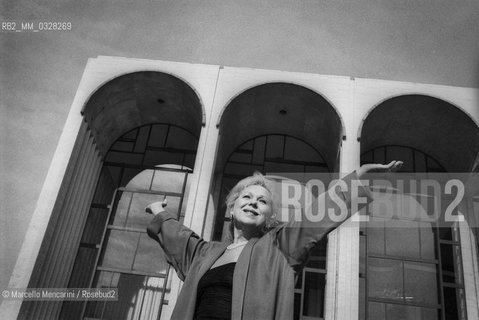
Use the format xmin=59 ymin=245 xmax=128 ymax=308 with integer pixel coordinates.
xmin=61 ymin=124 xmax=197 ymax=320
xmin=214 ymin=134 xmax=329 ymax=320
xmin=359 ymin=146 xmax=466 ymax=320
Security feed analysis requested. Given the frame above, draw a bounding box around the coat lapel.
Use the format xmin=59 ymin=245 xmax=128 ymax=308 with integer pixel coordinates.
xmin=231 ymin=237 xmax=260 ymax=320
xmin=197 ymin=241 xmax=230 ymax=276
xmin=173 ymin=241 xmax=230 ymax=320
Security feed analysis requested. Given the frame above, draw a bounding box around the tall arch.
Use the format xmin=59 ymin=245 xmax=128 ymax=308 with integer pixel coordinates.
xmin=209 ymin=82 xmax=342 ymax=320
xmin=19 ymin=71 xmax=204 ymax=320
xmin=82 ymin=71 xmax=205 ymax=157
xmin=62 ymin=122 xmax=196 ymax=319
xmin=216 ymin=82 xmax=344 ymax=173
xmin=358 ymin=94 xmax=479 ymax=320
xmin=359 ymin=94 xmax=479 ymax=172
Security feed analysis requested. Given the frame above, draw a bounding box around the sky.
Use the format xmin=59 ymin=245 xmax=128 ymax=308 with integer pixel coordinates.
xmin=1 ymin=0 xmax=479 ymax=297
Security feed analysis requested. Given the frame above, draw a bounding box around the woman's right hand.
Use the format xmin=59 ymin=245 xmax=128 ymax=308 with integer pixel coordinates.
xmin=357 ymin=161 xmax=403 ymax=178
xmin=145 ymin=197 xmax=168 ymax=215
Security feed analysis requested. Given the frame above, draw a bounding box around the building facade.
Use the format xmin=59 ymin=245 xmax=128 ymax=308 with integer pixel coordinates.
xmin=3 ymin=56 xmax=479 ymax=319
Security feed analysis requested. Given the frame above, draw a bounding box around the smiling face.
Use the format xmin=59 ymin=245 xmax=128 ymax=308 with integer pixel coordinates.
xmin=231 ymin=185 xmax=273 ymax=232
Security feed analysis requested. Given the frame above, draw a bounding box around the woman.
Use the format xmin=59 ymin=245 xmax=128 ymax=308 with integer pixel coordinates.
xmin=145 ymin=161 xmax=402 ymax=320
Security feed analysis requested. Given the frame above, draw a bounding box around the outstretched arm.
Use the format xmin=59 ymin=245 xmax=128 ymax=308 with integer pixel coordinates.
xmin=275 ymin=161 xmax=403 ymax=269
xmin=145 ymin=198 xmax=207 ymax=281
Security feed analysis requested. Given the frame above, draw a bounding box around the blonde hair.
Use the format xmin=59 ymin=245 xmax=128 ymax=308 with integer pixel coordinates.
xmin=225 ymin=172 xmax=279 ymax=237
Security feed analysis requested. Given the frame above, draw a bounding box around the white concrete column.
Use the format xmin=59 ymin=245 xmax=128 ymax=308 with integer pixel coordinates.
xmin=182 ymin=66 xmax=221 ymax=235
xmin=183 ymin=123 xmax=220 ymax=234
xmin=325 ymin=78 xmax=361 ymax=320
xmin=324 ymin=230 xmax=338 ymax=320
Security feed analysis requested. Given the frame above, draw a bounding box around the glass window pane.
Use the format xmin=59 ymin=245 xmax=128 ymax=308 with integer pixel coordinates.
xmin=444 ymin=287 xmax=457 ymax=320
xmin=367 ymin=218 xmax=385 ymax=255
xmin=133 ymin=125 xmax=150 ymax=153
xmin=451 ymin=224 xmax=460 ymax=242
xmin=386 ymin=304 xmax=422 ymax=320
xmin=134 ymin=233 xmax=169 ymax=274
xmin=225 ymin=162 xmax=262 ymax=176
xmin=240 ymin=139 xmax=253 ymax=150
xmin=106 ymin=151 xmax=143 ymax=167
xmin=264 ymin=161 xmax=304 ymax=173
xmin=418 ymin=195 xmax=439 ymax=218
xmin=421 ymin=307 xmax=440 ymax=320
xmin=161 ymin=196 xmax=183 ymax=218
xmin=128 ymin=192 xmax=165 ymax=229
xmin=307 ymin=240 xmax=327 ymax=269
xmin=361 ymin=150 xmax=373 ymax=165
xmin=360 ymin=235 xmax=366 ymax=276
xmin=368 ymin=192 xmax=397 ymax=218
xmin=388 ymin=146 xmax=414 ymax=172
xmin=82 ymin=207 xmax=109 ymax=244
xmin=85 ymin=271 xmax=114 ymax=319
xmin=84 ymin=298 xmax=106 ymax=318
xmin=148 ymin=124 xmax=168 ymax=148
xmin=426 ymin=157 xmax=445 ymax=172
xmin=96 ymin=270 xmax=115 ymax=288
xmin=295 ymin=270 xmax=303 ymax=290
xmin=294 ymin=293 xmax=301 ymax=320
xmin=184 ymin=153 xmax=196 ymax=169
xmin=106 ymin=166 xmax=122 ymax=188
xmin=265 ymin=135 xmax=284 ymax=159
xmin=368 ymin=302 xmax=385 ymax=320
xmin=125 ymin=169 xmax=154 ymax=190
xmin=284 ymin=137 xmax=322 ymax=162
xmin=302 ymin=272 xmax=325 ymax=318
xmin=101 ymin=230 xmax=138 ymax=270
xmin=143 ymin=150 xmax=184 ymax=167
xmin=68 ymin=247 xmax=97 ymax=288
xmin=252 ymin=136 xmax=266 ymax=164
xmin=121 ymin=168 xmax=143 ymax=187
xmin=414 ymin=150 xmax=427 ymax=172
xmin=221 ymin=176 xmax=241 ymax=194
xmin=111 ymin=140 xmax=135 ymax=152
xmin=441 ymin=244 xmax=461 ymax=284
xmin=165 ymin=126 xmax=197 ymax=150
xmin=94 ymin=167 xmax=117 ymax=202
xmin=438 ymin=225 xmax=452 ymax=241
xmin=279 ymin=206 xmax=302 ymax=223
xmin=368 ymin=258 xmax=403 ymax=301
xmin=443 ymin=287 xmax=467 ymax=320
xmin=219 ymin=220 xmax=232 ymax=242
xmin=385 ymin=219 xmax=420 ymax=259
xmin=112 ymin=191 xmax=132 ymax=227
xmin=87 ymin=272 xmax=165 ymax=320
xmin=229 ymin=151 xmax=252 ymax=163
xmin=151 ymin=170 xmax=186 ymax=193
xmin=419 ymin=223 xmax=436 ymax=260
xmin=359 ymin=278 xmax=366 ymax=320
xmin=474 ymin=199 xmax=479 ymax=217
xmin=122 ymin=128 xmax=138 ymax=140
xmin=373 ymin=147 xmax=385 ymax=164
xmin=404 ymin=262 xmax=438 ymax=305
xmin=400 ymin=193 xmax=427 ymax=220
xmin=305 ymin=165 xmax=328 ymax=173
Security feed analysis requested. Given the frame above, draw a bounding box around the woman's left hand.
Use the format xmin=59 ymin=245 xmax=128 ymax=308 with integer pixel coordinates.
xmin=357 ymin=160 xmax=403 ymax=178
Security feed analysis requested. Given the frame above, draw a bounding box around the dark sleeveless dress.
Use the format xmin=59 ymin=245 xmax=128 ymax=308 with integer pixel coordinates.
xmin=194 ymin=262 xmax=236 ymax=320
